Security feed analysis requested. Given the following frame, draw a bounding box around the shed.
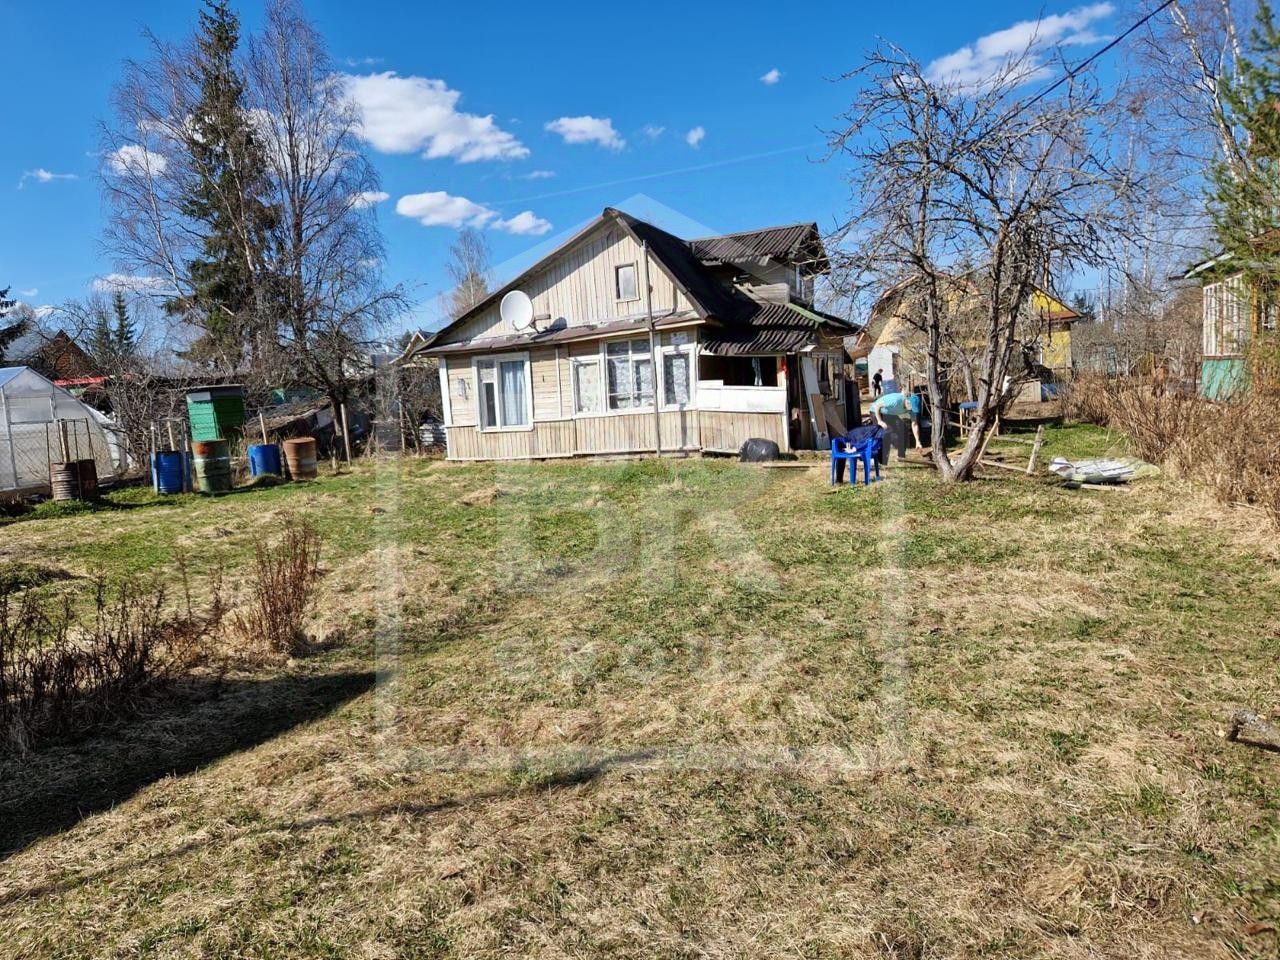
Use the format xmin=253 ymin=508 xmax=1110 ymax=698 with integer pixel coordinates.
xmin=186 ymin=384 xmax=246 ymax=442
xmin=0 ymin=366 xmax=119 ymax=495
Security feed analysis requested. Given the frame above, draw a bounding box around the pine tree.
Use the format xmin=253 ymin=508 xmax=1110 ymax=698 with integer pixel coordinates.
xmin=1209 ymin=0 xmax=1280 ymax=291
xmin=166 ymin=0 xmax=277 ymax=370
xmin=0 ymin=286 xmax=30 ymax=362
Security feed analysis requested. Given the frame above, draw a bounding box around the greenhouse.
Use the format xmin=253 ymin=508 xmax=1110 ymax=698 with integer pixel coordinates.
xmin=0 ymin=366 xmax=120 ymax=495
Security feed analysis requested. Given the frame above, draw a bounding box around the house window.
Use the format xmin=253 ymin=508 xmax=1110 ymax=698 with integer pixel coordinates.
xmin=605 ymin=338 xmax=653 ymax=409
xmin=662 ymin=349 xmax=692 ymax=407
xmin=615 ymin=263 xmax=639 ymax=302
xmin=573 ymin=358 xmax=601 ymax=414
xmin=475 ymin=355 xmax=530 ymax=429
xmin=1204 ymin=275 xmax=1249 ymax=356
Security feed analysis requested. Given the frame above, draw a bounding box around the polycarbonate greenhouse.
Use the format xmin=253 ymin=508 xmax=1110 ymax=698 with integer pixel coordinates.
xmin=0 ymin=366 xmax=119 ymax=494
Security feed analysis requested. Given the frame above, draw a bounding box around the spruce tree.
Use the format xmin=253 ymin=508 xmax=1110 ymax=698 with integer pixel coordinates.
xmin=1209 ymin=0 xmax=1280 ymax=292
xmin=167 ymin=0 xmax=276 ymax=370
xmin=0 ymin=287 xmax=30 ymax=362
xmin=111 ymin=290 xmax=138 ymax=359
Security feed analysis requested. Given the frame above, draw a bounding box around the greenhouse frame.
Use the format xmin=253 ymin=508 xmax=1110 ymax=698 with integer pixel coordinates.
xmin=0 ymin=366 xmax=121 ymax=495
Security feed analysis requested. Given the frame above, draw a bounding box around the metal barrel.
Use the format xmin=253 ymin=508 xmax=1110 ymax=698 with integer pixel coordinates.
xmin=192 ymin=439 xmax=233 ymax=494
xmin=154 ymin=450 xmax=186 ymax=495
xmin=282 ymin=437 xmax=318 ymax=481
xmin=248 ymin=443 xmax=283 ymax=478
xmin=75 ymin=459 xmax=98 ymax=499
xmin=50 ymin=461 xmax=83 ymax=501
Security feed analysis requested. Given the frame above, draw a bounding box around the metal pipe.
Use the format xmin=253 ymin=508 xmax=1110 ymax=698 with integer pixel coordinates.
xmin=641 ymin=241 xmax=662 ymax=456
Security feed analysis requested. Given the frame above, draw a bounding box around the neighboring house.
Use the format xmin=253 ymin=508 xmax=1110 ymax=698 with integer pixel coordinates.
xmin=8 ymin=328 xmax=102 ymax=386
xmin=398 ymin=208 xmax=857 ymax=461
xmin=1182 ymin=253 xmax=1277 ymax=399
xmin=864 ymin=277 xmax=1079 ymax=399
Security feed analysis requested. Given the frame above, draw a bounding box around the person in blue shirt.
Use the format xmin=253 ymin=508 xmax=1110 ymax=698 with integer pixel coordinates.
xmin=869 ymin=390 xmax=923 ymax=452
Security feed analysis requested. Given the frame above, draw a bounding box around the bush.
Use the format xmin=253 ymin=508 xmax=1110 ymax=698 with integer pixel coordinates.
xmin=0 ymin=576 xmax=220 ymax=753
xmin=229 ymin=518 xmax=323 ymax=657
xmin=1060 ymin=374 xmax=1115 ymax=426
xmin=1094 ymin=383 xmax=1280 ymax=527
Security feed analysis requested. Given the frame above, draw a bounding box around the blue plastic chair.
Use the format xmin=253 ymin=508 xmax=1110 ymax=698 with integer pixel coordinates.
xmin=830 ymin=435 xmax=882 ymax=487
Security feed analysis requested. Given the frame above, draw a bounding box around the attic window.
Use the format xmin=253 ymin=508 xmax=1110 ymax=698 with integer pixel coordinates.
xmin=615 ymin=263 xmax=639 ymax=302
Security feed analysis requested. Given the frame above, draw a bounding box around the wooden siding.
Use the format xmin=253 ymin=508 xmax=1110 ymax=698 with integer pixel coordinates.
xmin=444 ymin=223 xmax=693 ymax=344
xmin=445 ymin=408 xmax=787 ymax=461
xmin=698 ymin=411 xmax=788 ymax=453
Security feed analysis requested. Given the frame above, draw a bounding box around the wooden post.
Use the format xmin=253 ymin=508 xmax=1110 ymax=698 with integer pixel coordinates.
xmin=1026 ymin=424 xmax=1046 ymax=475
xmin=259 ymin=411 xmax=268 ymax=443
xmin=167 ymin=420 xmax=177 ymax=452
xmin=339 ymin=403 xmax=353 ymax=463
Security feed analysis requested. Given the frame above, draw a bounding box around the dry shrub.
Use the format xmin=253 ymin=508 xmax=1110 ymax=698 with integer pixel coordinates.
xmin=1105 ymin=384 xmax=1280 ymax=527
xmin=1060 ymin=374 xmax=1116 ymax=426
xmin=229 ymin=519 xmax=323 ymax=657
xmin=0 ymin=576 xmax=219 ymax=754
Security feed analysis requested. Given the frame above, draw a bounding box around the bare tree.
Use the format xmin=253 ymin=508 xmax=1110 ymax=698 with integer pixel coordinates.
xmin=245 ymin=0 xmax=406 ymax=411
xmin=444 ymin=227 xmax=493 ymax=320
xmin=101 ymin=0 xmax=405 ymax=411
xmin=828 ymin=44 xmax=1136 ymax=481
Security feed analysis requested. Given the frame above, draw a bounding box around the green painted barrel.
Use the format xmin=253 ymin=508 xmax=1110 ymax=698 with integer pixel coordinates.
xmin=192 ymin=439 xmax=233 ymax=494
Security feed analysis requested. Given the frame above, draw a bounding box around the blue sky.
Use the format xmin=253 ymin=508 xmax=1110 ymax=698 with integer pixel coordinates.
xmin=2 ymin=0 xmax=1120 ymax=334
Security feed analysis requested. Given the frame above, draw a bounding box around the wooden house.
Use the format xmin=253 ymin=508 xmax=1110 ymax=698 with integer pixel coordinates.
xmin=399 ymin=208 xmax=857 ymax=461
xmin=1183 ymin=253 xmax=1277 ymax=399
xmin=864 ymin=277 xmax=1079 ymax=399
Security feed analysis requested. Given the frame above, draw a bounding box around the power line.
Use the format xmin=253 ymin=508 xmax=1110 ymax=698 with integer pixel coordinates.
xmin=1016 ymin=0 xmax=1178 ymax=116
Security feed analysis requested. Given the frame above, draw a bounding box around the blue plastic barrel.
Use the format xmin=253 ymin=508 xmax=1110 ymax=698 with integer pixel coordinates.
xmin=154 ymin=450 xmax=186 ymax=494
xmin=248 ymin=443 xmax=282 ymax=478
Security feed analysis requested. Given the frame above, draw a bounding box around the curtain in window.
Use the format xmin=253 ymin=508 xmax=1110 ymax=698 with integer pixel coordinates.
xmin=500 ymin=360 xmax=527 ymax=426
xmin=607 ymin=341 xmax=631 ymax=409
xmin=664 ymin=352 xmax=690 ymax=405
xmin=574 ymin=360 xmax=600 ymax=414
xmin=634 ymin=354 xmax=653 ymax=406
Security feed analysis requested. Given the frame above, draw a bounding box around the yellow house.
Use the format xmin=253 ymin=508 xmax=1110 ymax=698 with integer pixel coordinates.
xmin=865 ymin=279 xmax=1080 ymax=398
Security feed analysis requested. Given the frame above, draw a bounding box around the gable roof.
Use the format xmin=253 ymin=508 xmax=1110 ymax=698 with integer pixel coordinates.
xmin=688 ymin=223 xmax=828 ymax=274
xmin=411 ymin=208 xmax=851 ymax=359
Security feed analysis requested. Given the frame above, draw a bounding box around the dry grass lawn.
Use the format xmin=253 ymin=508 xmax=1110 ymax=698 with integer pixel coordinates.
xmin=1 ymin=424 xmax=1278 ymax=959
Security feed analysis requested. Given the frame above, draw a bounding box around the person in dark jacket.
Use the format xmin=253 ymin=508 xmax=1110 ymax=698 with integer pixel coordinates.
xmin=871 ymin=368 xmax=884 ymax=397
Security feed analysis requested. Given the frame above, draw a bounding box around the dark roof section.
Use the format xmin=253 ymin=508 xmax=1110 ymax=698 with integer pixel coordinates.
xmin=700 ymin=301 xmax=857 ymax=356
xmin=689 ymin=223 xmax=829 ymax=274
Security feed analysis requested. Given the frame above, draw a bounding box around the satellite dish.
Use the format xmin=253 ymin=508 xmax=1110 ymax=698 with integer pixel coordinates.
xmin=500 ymin=290 xmax=535 ymax=331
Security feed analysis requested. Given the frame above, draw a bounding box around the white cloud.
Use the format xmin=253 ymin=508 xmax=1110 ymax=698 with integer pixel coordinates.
xmin=18 ymin=288 xmax=37 ymax=298
xmin=107 ymin=145 xmax=168 ymax=176
xmin=522 ymin=169 xmax=556 ymax=180
xmin=93 ymin=273 xmax=172 ymax=294
xmin=396 ymin=191 xmax=494 ymax=228
xmin=343 ymin=72 xmax=528 ymax=163
xmin=545 ymin=116 xmax=625 ymax=150
xmin=925 ymin=3 xmax=1113 ymax=89
xmin=352 ymin=190 xmax=390 ymax=208
xmin=760 ymin=68 xmax=783 ymax=85
xmin=395 ymin=190 xmax=551 ymax=236
xmin=685 ymin=126 xmax=706 ymax=149
xmin=641 ymin=124 xmax=666 ymax=140
xmin=18 ymin=168 xmax=78 ymax=188
xmin=492 ymin=211 xmax=552 ymax=236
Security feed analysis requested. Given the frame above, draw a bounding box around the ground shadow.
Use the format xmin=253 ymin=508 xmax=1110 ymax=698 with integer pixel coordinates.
xmin=0 ymin=669 xmax=376 ymax=858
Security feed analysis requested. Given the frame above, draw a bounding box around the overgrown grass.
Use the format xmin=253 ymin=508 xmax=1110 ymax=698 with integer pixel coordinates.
xmin=0 ymin=439 xmax=1277 ymax=958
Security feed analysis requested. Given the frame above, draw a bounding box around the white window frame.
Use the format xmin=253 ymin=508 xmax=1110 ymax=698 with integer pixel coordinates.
xmin=615 ymin=262 xmax=640 ymax=303
xmin=658 ymin=342 xmax=696 ymax=410
xmin=571 ymin=355 xmax=603 ymax=416
xmin=599 ymin=336 xmax=655 ymax=415
xmin=472 ymin=351 xmax=533 ymax=432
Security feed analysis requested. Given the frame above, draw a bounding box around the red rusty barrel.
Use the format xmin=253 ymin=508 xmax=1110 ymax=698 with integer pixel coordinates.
xmin=282 ymin=437 xmax=318 ymax=481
